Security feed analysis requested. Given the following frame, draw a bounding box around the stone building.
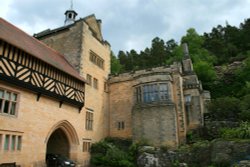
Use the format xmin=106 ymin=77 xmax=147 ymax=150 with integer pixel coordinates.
xmin=0 ymin=7 xmax=110 ymax=167
xmin=108 ymin=44 xmax=210 ymax=146
xmin=0 ymin=7 xmax=209 ymax=167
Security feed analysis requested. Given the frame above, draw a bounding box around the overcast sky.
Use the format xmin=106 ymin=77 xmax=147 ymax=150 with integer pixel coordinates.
xmin=1 ymin=0 xmax=250 ymax=55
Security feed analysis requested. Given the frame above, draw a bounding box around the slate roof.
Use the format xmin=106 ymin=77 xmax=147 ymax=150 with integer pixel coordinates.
xmin=0 ymin=18 xmax=85 ymax=82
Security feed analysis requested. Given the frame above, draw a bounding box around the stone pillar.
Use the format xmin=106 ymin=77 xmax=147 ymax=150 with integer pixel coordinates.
xmin=172 ymin=72 xmax=187 ymax=144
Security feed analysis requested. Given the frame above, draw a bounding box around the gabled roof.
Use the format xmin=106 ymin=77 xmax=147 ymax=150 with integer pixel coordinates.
xmin=34 ymin=14 xmax=104 ymax=42
xmin=0 ymin=18 xmax=85 ymax=82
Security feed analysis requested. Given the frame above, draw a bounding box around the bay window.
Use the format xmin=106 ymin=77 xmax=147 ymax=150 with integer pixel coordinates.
xmin=136 ymin=83 xmax=170 ymax=103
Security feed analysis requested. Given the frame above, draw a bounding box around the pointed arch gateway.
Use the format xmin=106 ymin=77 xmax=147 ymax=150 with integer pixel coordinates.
xmin=45 ymin=120 xmax=80 ymax=158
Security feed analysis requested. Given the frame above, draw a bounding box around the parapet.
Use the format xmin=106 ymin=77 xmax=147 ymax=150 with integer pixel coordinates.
xmin=109 ymin=63 xmax=182 ymax=83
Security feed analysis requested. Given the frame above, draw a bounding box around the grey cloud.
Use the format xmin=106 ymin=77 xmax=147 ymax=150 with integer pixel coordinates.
xmin=2 ymin=0 xmax=250 ymax=55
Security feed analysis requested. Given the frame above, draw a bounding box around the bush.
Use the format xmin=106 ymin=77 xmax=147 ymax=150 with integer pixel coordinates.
xmin=90 ymin=138 xmax=136 ymax=167
xmin=91 ymin=140 xmax=113 ymax=154
xmin=208 ymin=97 xmax=241 ymax=120
xmin=220 ymin=122 xmax=250 ymax=139
xmin=239 ymin=110 xmax=250 ymax=121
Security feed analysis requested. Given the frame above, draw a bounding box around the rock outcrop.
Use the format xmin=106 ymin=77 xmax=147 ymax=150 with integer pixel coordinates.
xmin=137 ymin=139 xmax=250 ymax=167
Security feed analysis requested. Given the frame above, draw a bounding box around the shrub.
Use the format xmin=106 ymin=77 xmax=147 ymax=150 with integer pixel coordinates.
xmin=90 ymin=138 xmax=136 ymax=167
xmin=220 ymin=121 xmax=250 ymax=139
xmin=239 ymin=110 xmax=250 ymax=121
xmin=208 ymin=97 xmax=241 ymax=120
xmin=91 ymin=140 xmax=118 ymax=155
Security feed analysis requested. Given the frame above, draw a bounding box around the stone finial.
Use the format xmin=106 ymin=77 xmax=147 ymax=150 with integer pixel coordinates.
xmin=182 ymin=43 xmax=189 ymax=58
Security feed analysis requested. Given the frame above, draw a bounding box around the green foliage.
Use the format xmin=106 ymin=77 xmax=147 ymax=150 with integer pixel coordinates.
xmin=116 ymin=37 xmax=179 ymax=72
xmin=220 ymin=122 xmax=250 ymax=139
xmin=208 ymin=93 xmax=250 ymax=122
xmin=172 ymin=160 xmax=181 ymax=167
xmin=193 ymin=60 xmax=217 ymax=89
xmin=90 ymin=138 xmax=136 ymax=167
xmin=208 ymin=97 xmax=241 ymax=120
xmin=111 ymin=52 xmax=123 ymax=74
xmin=181 ymin=28 xmax=217 ymax=64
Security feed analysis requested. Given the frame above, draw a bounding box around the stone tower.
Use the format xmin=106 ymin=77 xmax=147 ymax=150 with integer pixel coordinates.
xmin=34 ymin=8 xmax=111 ymax=164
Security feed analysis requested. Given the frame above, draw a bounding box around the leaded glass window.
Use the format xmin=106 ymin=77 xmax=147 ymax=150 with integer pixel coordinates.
xmin=136 ymin=83 xmax=170 ymax=103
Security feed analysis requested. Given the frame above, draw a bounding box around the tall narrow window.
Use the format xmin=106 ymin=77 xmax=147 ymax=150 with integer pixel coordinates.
xmin=0 ymin=90 xmax=3 ymax=112
xmin=159 ymin=83 xmax=168 ymax=101
xmin=17 ymin=136 xmax=22 ymax=150
xmin=11 ymin=135 xmax=16 ymax=151
xmin=104 ymin=82 xmax=108 ymax=92
xmin=0 ymin=134 xmax=2 ymax=150
xmin=4 ymin=135 xmax=10 ymax=151
xmin=86 ymin=111 xmax=94 ymax=130
xmin=86 ymin=74 xmax=92 ymax=86
xmin=83 ymin=141 xmax=91 ymax=152
xmin=10 ymin=93 xmax=17 ymax=115
xmin=3 ymin=92 xmax=10 ymax=113
xmin=93 ymin=78 xmax=98 ymax=89
xmin=136 ymin=87 xmax=142 ymax=103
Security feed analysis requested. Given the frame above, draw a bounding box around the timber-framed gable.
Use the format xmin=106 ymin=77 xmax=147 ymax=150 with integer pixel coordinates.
xmin=0 ymin=40 xmax=85 ymax=110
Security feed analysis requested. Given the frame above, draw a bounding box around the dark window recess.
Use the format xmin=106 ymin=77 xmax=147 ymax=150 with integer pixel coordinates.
xmin=118 ymin=121 xmax=125 ymax=130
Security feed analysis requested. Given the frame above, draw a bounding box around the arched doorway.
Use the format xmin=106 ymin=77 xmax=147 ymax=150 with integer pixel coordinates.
xmin=47 ymin=128 xmax=70 ymax=157
xmin=45 ymin=120 xmax=79 ymax=159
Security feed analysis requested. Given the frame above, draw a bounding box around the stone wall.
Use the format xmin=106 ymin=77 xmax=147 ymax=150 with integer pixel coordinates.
xmin=38 ymin=22 xmax=83 ymax=72
xmin=109 ymin=67 xmax=181 ymax=147
xmin=0 ymin=81 xmax=87 ymax=166
xmin=108 ymin=80 xmax=134 ymax=138
xmin=132 ymin=103 xmax=178 ymax=147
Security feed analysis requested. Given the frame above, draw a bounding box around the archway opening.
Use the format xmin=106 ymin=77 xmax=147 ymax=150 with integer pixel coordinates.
xmin=46 ymin=128 xmax=70 ymax=157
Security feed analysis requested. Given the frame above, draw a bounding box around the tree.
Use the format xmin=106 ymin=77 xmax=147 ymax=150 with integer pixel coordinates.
xmin=111 ymin=52 xmax=123 ymax=74
xmin=208 ymin=97 xmax=241 ymax=120
xmin=193 ymin=60 xmax=217 ymax=89
xmin=165 ymin=39 xmax=178 ymax=56
xmin=150 ymin=37 xmax=167 ymax=66
xmin=181 ymin=28 xmax=217 ymax=64
xmin=118 ymin=51 xmax=131 ymax=72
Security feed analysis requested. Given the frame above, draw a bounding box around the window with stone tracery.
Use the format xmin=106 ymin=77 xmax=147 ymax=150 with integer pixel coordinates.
xmin=136 ymin=83 xmax=170 ymax=103
xmin=89 ymin=51 xmax=104 ymax=69
xmin=0 ymin=88 xmax=18 ymax=116
xmin=0 ymin=133 xmax=22 ymax=151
